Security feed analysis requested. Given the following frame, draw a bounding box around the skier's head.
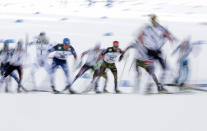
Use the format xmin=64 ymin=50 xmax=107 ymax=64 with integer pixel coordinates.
xmin=3 ymin=43 xmax=9 ymax=52
xmin=94 ymin=42 xmax=101 ymax=51
xmin=39 ymin=32 xmax=46 ymax=37
xmin=181 ymin=36 xmax=191 ymax=50
xmin=113 ymin=41 xmax=119 ymax=50
xmin=17 ymin=40 xmax=23 ymax=51
xmin=38 ymin=32 xmax=47 ymax=44
xmin=63 ymin=38 xmax=70 ymax=49
xmin=63 ymin=38 xmax=70 ymax=45
xmin=113 ymin=41 xmax=119 ymax=47
xmin=149 ymin=14 xmax=158 ymax=26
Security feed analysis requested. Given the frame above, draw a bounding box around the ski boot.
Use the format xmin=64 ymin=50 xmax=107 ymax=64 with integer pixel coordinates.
xmin=19 ymin=84 xmax=28 ymax=92
xmin=51 ymin=85 xmax=59 ymax=94
xmin=144 ymin=83 xmax=153 ymax=93
xmin=17 ymin=84 xmax=25 ymax=93
xmin=179 ymin=83 xmax=185 ymax=87
xmin=95 ymin=90 xmax=102 ymax=94
xmin=115 ymin=89 xmax=122 ymax=94
xmin=65 ymin=85 xmax=77 ymax=94
xmin=157 ymin=83 xmax=168 ymax=93
xmin=5 ymin=87 xmax=9 ymax=93
xmin=94 ymin=82 xmax=102 ymax=94
xmin=17 ymin=87 xmax=22 ymax=93
xmin=103 ymin=88 xmax=110 ymax=93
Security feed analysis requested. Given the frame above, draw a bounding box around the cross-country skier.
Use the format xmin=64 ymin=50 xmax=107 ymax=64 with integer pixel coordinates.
xmin=48 ymin=37 xmax=77 ymax=93
xmin=69 ymin=43 xmax=106 ymax=93
xmin=30 ymin=32 xmax=52 ymax=88
xmin=138 ymin=14 xmax=176 ymax=86
xmin=124 ymin=39 xmax=165 ymax=93
xmin=95 ymin=41 xmax=125 ymax=93
xmin=0 ymin=40 xmax=26 ymax=92
xmin=0 ymin=41 xmax=12 ymax=92
xmin=70 ymin=43 xmax=103 ymax=86
xmin=172 ymin=37 xmax=193 ymax=86
xmin=0 ymin=40 xmax=22 ymax=92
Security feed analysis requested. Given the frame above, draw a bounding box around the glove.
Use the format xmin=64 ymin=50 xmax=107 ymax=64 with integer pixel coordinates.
xmin=93 ymin=63 xmax=99 ymax=70
xmin=119 ymin=55 xmax=123 ymax=62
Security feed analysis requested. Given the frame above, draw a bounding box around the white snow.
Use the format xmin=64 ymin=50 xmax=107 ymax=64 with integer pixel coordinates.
xmin=0 ymin=0 xmax=207 ymax=131
xmin=0 ymin=93 xmax=207 ymax=131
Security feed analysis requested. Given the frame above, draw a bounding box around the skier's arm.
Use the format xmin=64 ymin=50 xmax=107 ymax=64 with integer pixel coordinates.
xmin=162 ymin=27 xmax=177 ymax=43
xmin=97 ymin=49 xmax=105 ymax=62
xmin=93 ymin=50 xmax=104 ymax=70
xmin=119 ymin=50 xmax=125 ymax=61
xmin=163 ymin=31 xmax=175 ymax=42
xmin=138 ymin=31 xmax=144 ymax=44
xmin=81 ymin=50 xmax=89 ymax=58
xmin=70 ymin=46 xmax=77 ymax=60
xmin=171 ymin=44 xmax=181 ymax=55
xmin=124 ymin=41 xmax=138 ymax=53
xmin=124 ymin=45 xmax=134 ymax=53
xmin=47 ymin=45 xmax=58 ymax=53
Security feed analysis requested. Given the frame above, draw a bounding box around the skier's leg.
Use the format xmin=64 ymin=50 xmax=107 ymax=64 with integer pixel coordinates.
xmin=2 ymin=63 xmax=12 ymax=92
xmin=0 ymin=63 xmax=8 ymax=90
xmin=109 ymin=64 xmax=119 ymax=93
xmin=134 ymin=60 xmax=143 ymax=93
xmin=180 ymin=60 xmax=189 ymax=85
xmin=143 ymin=60 xmax=165 ymax=92
xmin=102 ymin=72 xmax=108 ymax=92
xmin=97 ymin=62 xmax=107 ymax=91
xmin=72 ymin=64 xmax=91 ymax=85
xmin=0 ymin=63 xmax=6 ymax=75
xmin=183 ymin=64 xmax=189 ymax=84
xmin=137 ymin=60 xmax=152 ymax=93
xmin=148 ymin=49 xmax=167 ymax=83
xmin=0 ymin=75 xmax=6 ymax=88
xmin=4 ymin=76 xmax=11 ymax=92
xmin=44 ymin=60 xmax=52 ymax=77
xmin=49 ymin=59 xmax=59 ymax=92
xmin=61 ymin=62 xmax=76 ymax=94
xmin=3 ymin=65 xmax=14 ymax=79
xmin=61 ymin=62 xmax=70 ymax=86
xmin=94 ymin=76 xmax=100 ymax=92
xmin=30 ymin=63 xmax=39 ymax=88
xmin=16 ymin=66 xmax=24 ymax=92
xmin=92 ymin=62 xmax=106 ymax=83
xmin=157 ymin=54 xmax=167 ymax=83
xmin=0 ymin=64 xmax=14 ymax=89
xmin=91 ymin=69 xmax=100 ymax=92
xmin=175 ymin=63 xmax=182 ymax=84
xmin=91 ymin=69 xmax=99 ymax=83
xmin=10 ymin=72 xmax=19 ymax=83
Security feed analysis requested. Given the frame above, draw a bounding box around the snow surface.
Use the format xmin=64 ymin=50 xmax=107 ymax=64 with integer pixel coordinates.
xmin=1 ymin=93 xmax=207 ymax=131
xmin=0 ymin=0 xmax=207 ymax=131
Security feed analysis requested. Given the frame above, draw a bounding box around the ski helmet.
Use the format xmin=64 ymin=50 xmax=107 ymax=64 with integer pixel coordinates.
xmin=63 ymin=38 xmax=70 ymax=44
